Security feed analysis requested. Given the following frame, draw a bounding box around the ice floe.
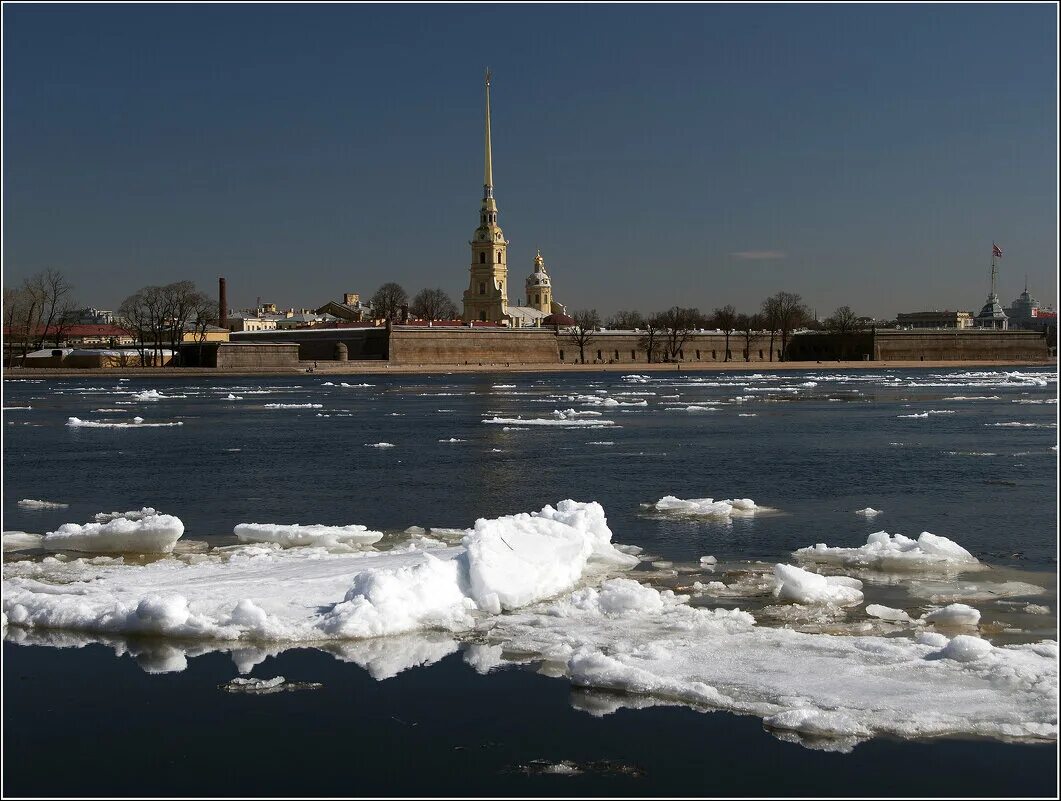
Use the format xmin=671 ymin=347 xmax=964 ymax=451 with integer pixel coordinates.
xmin=17 ymin=499 xmax=69 ymax=510
xmin=365 ymin=442 xmax=395 ymax=448
xmin=66 ymin=416 xmax=183 ymax=428
xmin=854 ymin=507 xmax=882 ymax=517
xmin=3 ymin=532 xmax=44 ymax=552
xmin=772 ymin=564 xmax=864 ymax=606
xmin=923 ymin=603 xmax=981 ymax=628
xmin=263 ymin=403 xmax=323 ymax=409
xmin=40 ymin=509 xmax=185 ymax=554
xmin=646 ymin=496 xmax=769 ymax=518
xmin=483 ymin=416 xmax=617 ymax=428
xmin=233 ymin=523 xmax=384 ymax=549
xmin=795 ymin=531 xmax=981 ymax=572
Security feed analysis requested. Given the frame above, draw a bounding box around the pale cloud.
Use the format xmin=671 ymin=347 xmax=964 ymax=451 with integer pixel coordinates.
xmin=730 ymin=250 xmax=787 ymax=261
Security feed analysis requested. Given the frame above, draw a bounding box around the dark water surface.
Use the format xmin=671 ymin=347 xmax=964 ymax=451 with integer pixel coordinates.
xmin=3 ymin=367 xmax=1058 ymax=796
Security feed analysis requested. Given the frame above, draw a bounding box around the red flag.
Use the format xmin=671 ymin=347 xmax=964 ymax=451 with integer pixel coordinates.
xmin=993 ymin=243 xmax=1003 ymax=259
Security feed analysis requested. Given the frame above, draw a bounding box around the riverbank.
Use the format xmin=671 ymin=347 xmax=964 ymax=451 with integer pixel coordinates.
xmin=2 ymin=358 xmax=1056 ymax=379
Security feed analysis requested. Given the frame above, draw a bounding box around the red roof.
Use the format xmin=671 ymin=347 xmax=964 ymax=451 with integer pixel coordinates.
xmin=543 ymin=313 xmax=576 ymax=326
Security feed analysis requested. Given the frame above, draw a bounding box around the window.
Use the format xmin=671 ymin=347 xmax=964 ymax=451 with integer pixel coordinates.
xmin=479 ymin=252 xmax=486 ymax=264
xmin=559 ymin=349 xmax=565 ymax=360
xmin=631 ymin=350 xmax=636 ymax=359
xmin=479 ymin=282 xmax=485 ymax=295
xmin=480 ymin=311 xmax=486 ymax=321
xmin=759 ymin=349 xmax=763 ymax=359
xmin=597 ymin=350 xmax=602 ymax=360
xmin=535 ymin=294 xmax=540 ymax=304
xmin=711 ymin=350 xmax=716 ymax=359
xmin=497 ymin=252 xmax=502 ymax=263
xmin=614 ymin=350 xmax=619 ymax=360
xmin=695 ymin=349 xmax=701 ymax=359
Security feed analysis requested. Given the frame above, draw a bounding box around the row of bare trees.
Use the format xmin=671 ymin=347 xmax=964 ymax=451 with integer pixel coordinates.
xmin=565 ymin=293 xmax=860 ymax=364
xmin=116 ymin=281 xmax=216 ymax=366
xmin=3 ymin=270 xmax=77 ymax=367
xmin=370 ymin=283 xmax=459 ymax=322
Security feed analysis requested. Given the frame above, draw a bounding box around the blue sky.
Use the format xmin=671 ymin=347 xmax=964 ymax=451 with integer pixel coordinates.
xmin=3 ymin=3 xmax=1057 ymax=318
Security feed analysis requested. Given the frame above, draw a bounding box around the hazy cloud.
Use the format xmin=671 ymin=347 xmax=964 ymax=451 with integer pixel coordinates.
xmin=730 ymin=250 xmax=787 ymax=261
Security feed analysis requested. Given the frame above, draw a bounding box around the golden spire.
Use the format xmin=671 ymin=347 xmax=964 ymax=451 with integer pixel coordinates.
xmin=484 ymin=68 xmax=493 ymax=196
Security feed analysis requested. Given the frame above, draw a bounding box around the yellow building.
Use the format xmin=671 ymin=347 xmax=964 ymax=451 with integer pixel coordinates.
xmin=182 ymin=326 xmax=231 ymax=343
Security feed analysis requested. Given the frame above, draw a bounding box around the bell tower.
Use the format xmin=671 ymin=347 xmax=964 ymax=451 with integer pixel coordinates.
xmin=463 ymin=69 xmax=509 ymax=323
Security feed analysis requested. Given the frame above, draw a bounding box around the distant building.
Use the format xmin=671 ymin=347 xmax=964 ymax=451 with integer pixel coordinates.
xmin=895 ymin=311 xmax=973 ymax=329
xmin=316 ymin=292 xmax=373 ymax=322
xmin=227 ymin=313 xmax=278 ymax=332
xmin=1005 ymin=281 xmax=1056 ymax=331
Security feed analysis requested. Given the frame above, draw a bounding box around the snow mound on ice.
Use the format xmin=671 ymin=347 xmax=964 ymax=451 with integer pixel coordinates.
xmin=772 ymin=564 xmax=864 ymax=606
xmin=649 ymin=496 xmax=768 ymax=518
xmin=855 ymin=507 xmax=882 ymax=517
xmin=234 ymin=523 xmax=384 ymax=548
xmin=795 ymin=530 xmax=980 ymax=572
xmin=937 ymin=635 xmax=993 ymax=663
xmin=41 ymin=510 xmax=184 ymax=554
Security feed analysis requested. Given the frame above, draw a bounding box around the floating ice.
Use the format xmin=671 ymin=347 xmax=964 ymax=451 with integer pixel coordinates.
xmin=483 ymin=416 xmax=617 ymax=428
xmin=552 ymin=409 xmax=603 ymax=418
xmin=41 ymin=510 xmax=185 ymax=554
xmin=865 ymin=604 xmax=911 ymax=622
xmin=489 ymin=580 xmax=1057 ymax=746
xmin=66 ymin=417 xmax=183 ymax=428
xmin=937 ymin=635 xmax=993 ymax=662
xmin=4 ymin=500 xmax=636 ymax=643
xmin=365 ymin=442 xmax=395 ymax=448
xmin=17 ymin=499 xmax=69 ymax=510
xmin=648 ymin=496 xmax=768 ymax=518
xmin=897 ymin=412 xmax=929 ymax=419
xmin=263 ymin=403 xmax=323 ymax=409
xmin=132 ymin=389 xmax=163 ymax=402
xmin=220 ymin=676 xmax=322 ymax=694
xmin=772 ymin=564 xmax=864 ymax=606
xmin=233 ymin=523 xmax=384 ymax=548
xmin=923 ymin=603 xmax=981 ymax=628
xmin=854 ymin=507 xmax=882 ymax=517
xmin=795 ymin=531 xmax=980 ymax=572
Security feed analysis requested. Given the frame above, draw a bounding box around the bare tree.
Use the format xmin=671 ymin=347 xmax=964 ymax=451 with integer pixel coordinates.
xmin=738 ymin=314 xmax=763 ymax=362
xmin=566 ymin=308 xmax=601 ymax=364
xmin=411 ymin=288 xmax=458 ymax=321
xmin=189 ymin=293 xmax=219 ymax=365
xmin=711 ymin=304 xmax=737 ymax=362
xmin=371 ymin=283 xmax=408 ymax=322
xmin=824 ymin=305 xmax=863 ymax=336
xmin=655 ymin=306 xmax=703 ymax=361
xmin=3 ymin=284 xmax=39 ymax=367
xmin=760 ymin=296 xmax=780 ymax=361
xmin=637 ymin=316 xmax=666 ymax=363
xmin=761 ymin=291 xmax=811 ymax=361
xmin=29 ymin=270 xmax=75 ymax=350
xmin=117 ymin=289 xmax=151 ymax=367
xmin=606 ymin=309 xmax=646 ymax=330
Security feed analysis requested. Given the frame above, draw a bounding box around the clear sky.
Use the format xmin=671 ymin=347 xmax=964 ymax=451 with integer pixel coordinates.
xmin=3 ymin=3 xmax=1057 ymax=319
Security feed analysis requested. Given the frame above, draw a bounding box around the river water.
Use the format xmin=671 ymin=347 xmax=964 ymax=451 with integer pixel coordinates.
xmin=2 ymin=366 xmax=1057 ymax=796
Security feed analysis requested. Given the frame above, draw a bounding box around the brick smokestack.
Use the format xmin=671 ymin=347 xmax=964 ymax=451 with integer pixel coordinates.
xmin=218 ymin=277 xmax=228 ymax=328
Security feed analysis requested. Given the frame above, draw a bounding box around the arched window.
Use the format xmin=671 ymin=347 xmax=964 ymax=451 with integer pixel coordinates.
xmin=479 ymin=252 xmax=486 ymax=264
xmin=496 ymin=252 xmax=502 ymax=263
xmin=479 ymin=282 xmax=485 ymax=295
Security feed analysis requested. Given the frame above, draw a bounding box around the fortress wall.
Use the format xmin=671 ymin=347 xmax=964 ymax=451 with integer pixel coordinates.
xmin=564 ymin=332 xmax=780 ymax=364
xmin=872 ymin=330 xmax=1050 ymax=361
xmin=214 ymin=343 xmax=301 ymax=369
xmin=388 ymin=327 xmax=559 ymax=365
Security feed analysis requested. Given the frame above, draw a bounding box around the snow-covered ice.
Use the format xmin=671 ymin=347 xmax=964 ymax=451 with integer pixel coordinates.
xmin=233 ymin=523 xmax=384 ymax=549
xmin=772 ymin=564 xmax=864 ymax=606
xmin=40 ymin=509 xmax=185 ymax=554
xmin=66 ymin=417 xmax=183 ymax=428
xmin=17 ymin=499 xmax=69 ymax=510
xmin=648 ymin=496 xmax=769 ymax=518
xmin=796 ymin=531 xmax=981 ymax=572
xmin=854 ymin=507 xmax=882 ymax=517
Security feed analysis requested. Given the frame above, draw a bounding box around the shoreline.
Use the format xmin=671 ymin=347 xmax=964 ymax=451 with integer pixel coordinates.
xmin=2 ymin=358 xmax=1056 ymax=379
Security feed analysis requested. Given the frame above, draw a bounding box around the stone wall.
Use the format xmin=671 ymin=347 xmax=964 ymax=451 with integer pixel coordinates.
xmin=214 ymin=343 xmax=300 ymax=369
xmin=229 ymin=328 xmax=388 ymax=361
xmin=388 ymin=326 xmax=559 ymax=365
xmin=871 ymin=329 xmax=1050 ymax=361
xmin=560 ymin=331 xmax=780 ymax=365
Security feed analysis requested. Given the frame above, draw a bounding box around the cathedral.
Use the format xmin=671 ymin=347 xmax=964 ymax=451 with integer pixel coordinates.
xmin=462 ymin=71 xmax=568 ymax=327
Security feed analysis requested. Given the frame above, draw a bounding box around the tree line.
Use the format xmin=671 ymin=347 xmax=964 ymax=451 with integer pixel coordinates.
xmin=3 ymin=270 xmax=77 ymax=367
xmin=370 ymin=283 xmax=458 ymax=322
xmin=116 ymin=281 xmax=217 ymax=366
xmin=564 ymin=294 xmax=867 ymax=364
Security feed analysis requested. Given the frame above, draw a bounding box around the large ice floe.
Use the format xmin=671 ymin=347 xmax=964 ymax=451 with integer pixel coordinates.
xmin=795 ymin=530 xmax=982 ymax=572
xmin=3 ymin=499 xmax=1056 ymax=751
xmin=38 ymin=508 xmax=185 ymax=554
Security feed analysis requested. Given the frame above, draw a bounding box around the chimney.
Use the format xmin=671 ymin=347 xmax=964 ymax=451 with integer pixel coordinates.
xmin=218 ymin=277 xmax=228 ymax=328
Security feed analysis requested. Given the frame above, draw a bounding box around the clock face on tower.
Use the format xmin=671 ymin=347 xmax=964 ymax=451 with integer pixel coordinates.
xmin=479 ymin=233 xmax=485 ymax=240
